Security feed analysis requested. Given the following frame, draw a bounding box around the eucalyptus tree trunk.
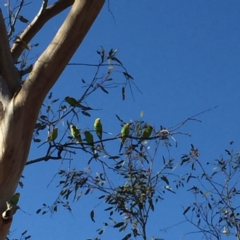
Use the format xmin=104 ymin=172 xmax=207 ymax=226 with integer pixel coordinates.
xmin=0 ymin=0 xmax=104 ymax=238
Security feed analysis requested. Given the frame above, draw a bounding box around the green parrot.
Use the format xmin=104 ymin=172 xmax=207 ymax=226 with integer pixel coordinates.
xmin=70 ymin=125 xmax=82 ymax=143
xmin=47 ymin=127 xmax=58 ymax=142
xmin=9 ymin=193 xmax=20 ymax=206
xmin=140 ymin=124 xmax=153 ymax=142
xmin=4 ymin=193 xmax=20 ymax=219
xmin=94 ymin=118 xmax=102 ymax=140
xmin=65 ymin=96 xmax=82 ymax=107
xmin=94 ymin=118 xmax=104 ymax=148
xmin=119 ymin=123 xmax=130 ymax=152
xmin=84 ymin=130 xmax=94 ymax=151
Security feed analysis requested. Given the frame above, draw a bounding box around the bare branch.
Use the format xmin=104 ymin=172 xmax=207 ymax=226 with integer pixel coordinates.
xmin=11 ymin=0 xmax=75 ymax=63
xmin=0 ymin=10 xmax=21 ymax=96
xmin=7 ymin=0 xmax=25 ymax=38
xmin=26 ymin=155 xmax=62 ymax=165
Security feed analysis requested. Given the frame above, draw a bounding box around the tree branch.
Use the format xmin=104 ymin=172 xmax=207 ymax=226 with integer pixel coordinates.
xmin=26 ymin=155 xmax=63 ymax=165
xmin=0 ymin=10 xmax=21 ymax=96
xmin=16 ymin=0 xmax=105 ymax=108
xmin=7 ymin=0 xmax=25 ymax=38
xmin=0 ymin=217 xmax=12 ymax=240
xmin=11 ymin=0 xmax=75 ymax=63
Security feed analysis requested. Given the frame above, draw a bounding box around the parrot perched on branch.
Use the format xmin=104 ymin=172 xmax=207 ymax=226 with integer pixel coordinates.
xmin=70 ymin=124 xmax=85 ymax=150
xmin=70 ymin=125 xmax=82 ymax=143
xmin=94 ymin=118 xmax=104 ymax=148
xmin=84 ymin=130 xmax=94 ymax=151
xmin=9 ymin=193 xmax=20 ymax=206
xmin=94 ymin=118 xmax=102 ymax=140
xmin=119 ymin=123 xmax=130 ymax=152
xmin=2 ymin=193 xmax=21 ymax=220
xmin=140 ymin=124 xmax=153 ymax=142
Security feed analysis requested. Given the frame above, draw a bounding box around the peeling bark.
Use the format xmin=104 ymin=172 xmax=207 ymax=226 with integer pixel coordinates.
xmin=0 ymin=0 xmax=104 ymax=238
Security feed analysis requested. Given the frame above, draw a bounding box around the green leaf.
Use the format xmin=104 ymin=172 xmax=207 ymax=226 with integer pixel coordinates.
xmin=161 ymin=175 xmax=169 ymax=185
xmin=105 ymin=207 xmax=114 ymax=211
xmin=123 ymin=72 xmax=134 ymax=80
xmin=36 ymin=209 xmax=41 ymax=214
xmin=100 ymin=85 xmax=109 ymax=94
xmin=90 ymin=210 xmax=95 ymax=222
xmin=85 ymin=188 xmax=90 ymax=195
xmin=108 ymin=48 xmax=114 ymax=56
xmin=111 ymin=56 xmax=122 ymax=65
xmin=197 ymin=218 xmax=201 ymax=226
xmin=122 ymin=87 xmax=125 ymax=100
xmin=109 ymin=155 xmax=120 ymax=160
xmin=122 ymin=233 xmax=131 ymax=240
xmin=81 ymin=111 xmax=91 ymax=117
xmin=113 ymin=222 xmax=125 ymax=228
xmin=21 ymin=230 xmax=28 ymax=235
xmin=51 ymin=99 xmax=59 ymax=104
xmin=97 ymin=46 xmax=105 ymax=63
xmin=183 ymin=206 xmax=191 ymax=215
xmin=181 ymin=158 xmax=190 ymax=165
xmin=54 ymin=205 xmax=57 ymax=212
xmin=208 ymin=203 xmax=212 ymax=210
xmin=225 ymin=149 xmax=231 ymax=155
xmin=18 ymin=181 xmax=24 ymax=188
xmin=19 ymin=15 xmax=29 ymax=23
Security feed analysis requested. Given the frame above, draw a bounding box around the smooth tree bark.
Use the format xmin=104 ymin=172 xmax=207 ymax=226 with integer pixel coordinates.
xmin=0 ymin=0 xmax=104 ymax=238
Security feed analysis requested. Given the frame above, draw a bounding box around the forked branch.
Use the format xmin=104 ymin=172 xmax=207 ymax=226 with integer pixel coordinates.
xmin=15 ymin=0 xmax=105 ymax=107
xmin=11 ymin=0 xmax=75 ymax=63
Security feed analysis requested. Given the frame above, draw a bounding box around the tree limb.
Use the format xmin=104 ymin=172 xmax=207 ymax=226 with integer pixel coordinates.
xmin=0 ymin=218 xmax=12 ymax=240
xmin=16 ymin=0 xmax=105 ymax=108
xmin=26 ymin=155 xmax=63 ymax=165
xmin=0 ymin=10 xmax=21 ymax=96
xmin=11 ymin=0 xmax=75 ymax=63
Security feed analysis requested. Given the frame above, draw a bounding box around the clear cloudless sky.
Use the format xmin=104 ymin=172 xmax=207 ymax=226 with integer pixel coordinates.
xmin=4 ymin=0 xmax=240 ymax=239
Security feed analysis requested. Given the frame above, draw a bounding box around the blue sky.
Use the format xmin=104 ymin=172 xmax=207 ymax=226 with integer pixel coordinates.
xmin=5 ymin=0 xmax=240 ymax=239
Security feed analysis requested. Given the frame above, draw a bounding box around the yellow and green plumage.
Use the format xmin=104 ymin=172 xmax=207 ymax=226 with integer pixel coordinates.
xmin=94 ymin=118 xmax=104 ymax=148
xmin=5 ymin=193 xmax=20 ymax=217
xmin=94 ymin=118 xmax=102 ymax=140
xmin=84 ymin=130 xmax=94 ymax=151
xmin=140 ymin=124 xmax=153 ymax=142
xmin=9 ymin=193 xmax=20 ymax=206
xmin=70 ymin=125 xmax=82 ymax=143
xmin=119 ymin=123 xmax=130 ymax=152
